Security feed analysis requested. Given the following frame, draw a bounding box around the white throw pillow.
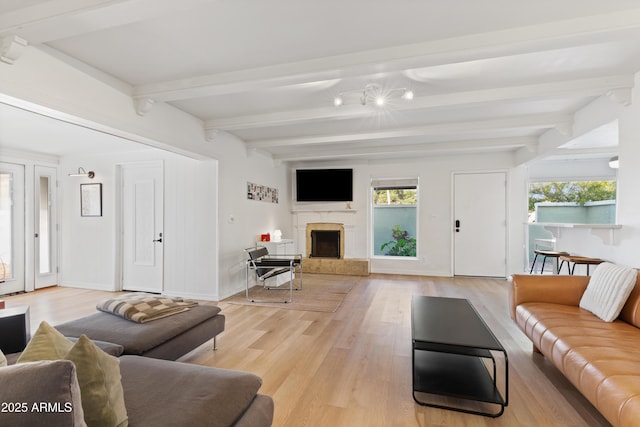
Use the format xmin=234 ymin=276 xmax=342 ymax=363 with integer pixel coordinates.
xmin=580 ymin=262 xmax=637 ymax=322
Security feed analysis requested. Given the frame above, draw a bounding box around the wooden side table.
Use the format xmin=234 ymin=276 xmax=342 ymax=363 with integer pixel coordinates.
xmin=0 ymin=306 xmax=30 ymax=354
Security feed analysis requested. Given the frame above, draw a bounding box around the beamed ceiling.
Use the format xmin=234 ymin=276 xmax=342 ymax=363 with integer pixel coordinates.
xmin=1 ymin=0 xmax=640 ymax=163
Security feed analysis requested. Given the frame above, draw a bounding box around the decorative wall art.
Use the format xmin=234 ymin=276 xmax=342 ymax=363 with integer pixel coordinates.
xmin=81 ymin=183 xmax=102 ymax=216
xmin=247 ymin=182 xmax=278 ymax=203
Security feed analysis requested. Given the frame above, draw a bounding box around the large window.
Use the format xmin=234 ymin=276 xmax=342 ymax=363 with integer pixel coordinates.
xmin=529 ymin=180 xmax=617 ymax=224
xmin=528 ymin=179 xmax=616 ymax=270
xmin=372 ymin=178 xmax=418 ymax=257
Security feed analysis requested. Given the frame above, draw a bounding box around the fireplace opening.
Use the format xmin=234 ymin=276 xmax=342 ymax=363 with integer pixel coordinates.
xmin=311 ymin=230 xmax=340 ymax=258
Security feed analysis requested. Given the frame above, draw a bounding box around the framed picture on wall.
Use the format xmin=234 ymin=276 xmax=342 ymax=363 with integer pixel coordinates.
xmin=81 ymin=183 xmax=102 ymax=217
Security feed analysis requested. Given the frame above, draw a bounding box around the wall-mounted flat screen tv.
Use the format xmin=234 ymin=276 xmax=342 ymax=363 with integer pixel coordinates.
xmin=295 ymin=168 xmax=353 ymax=202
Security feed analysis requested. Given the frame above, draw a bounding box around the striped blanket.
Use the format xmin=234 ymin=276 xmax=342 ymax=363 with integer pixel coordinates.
xmin=96 ymin=293 xmax=198 ymax=323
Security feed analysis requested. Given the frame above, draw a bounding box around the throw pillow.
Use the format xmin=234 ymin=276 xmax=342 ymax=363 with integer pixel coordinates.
xmin=17 ymin=320 xmax=74 ymax=362
xmin=579 ymin=262 xmax=637 ymax=322
xmin=0 ymin=360 xmax=87 ymax=427
xmin=0 ymin=348 xmax=6 ymax=367
xmin=65 ymin=335 xmax=128 ymax=427
xmin=17 ymin=322 xmax=128 ymax=427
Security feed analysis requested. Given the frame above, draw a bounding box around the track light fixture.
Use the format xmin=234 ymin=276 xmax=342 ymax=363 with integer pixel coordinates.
xmin=68 ymin=167 xmax=95 ymax=178
xmin=333 ymin=83 xmax=414 ymax=108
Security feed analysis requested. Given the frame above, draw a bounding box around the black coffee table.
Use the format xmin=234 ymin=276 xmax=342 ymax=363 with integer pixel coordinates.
xmin=411 ymin=296 xmax=508 ymax=417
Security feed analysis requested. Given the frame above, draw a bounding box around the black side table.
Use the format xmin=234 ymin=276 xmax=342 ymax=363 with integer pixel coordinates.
xmin=0 ymin=306 xmax=30 ymax=354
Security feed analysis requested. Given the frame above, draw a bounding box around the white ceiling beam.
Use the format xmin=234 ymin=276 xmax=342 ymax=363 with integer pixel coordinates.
xmin=272 ymin=137 xmax=537 ymax=162
xmin=205 ymin=75 xmax=630 ymax=131
xmin=0 ymin=0 xmax=217 ymax=43
xmin=246 ymin=114 xmax=571 ymax=149
xmin=133 ymin=9 xmax=640 ymax=102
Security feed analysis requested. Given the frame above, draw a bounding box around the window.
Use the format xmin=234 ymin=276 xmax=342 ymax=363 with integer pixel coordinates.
xmin=529 ymin=180 xmax=617 ymax=224
xmin=528 ymin=179 xmax=616 ymax=270
xmin=372 ymin=178 xmax=418 ymax=257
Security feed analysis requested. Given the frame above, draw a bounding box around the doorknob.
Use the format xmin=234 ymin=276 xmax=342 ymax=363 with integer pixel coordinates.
xmin=455 ymin=220 xmax=460 ymax=232
xmin=153 ymin=232 xmax=163 ymax=243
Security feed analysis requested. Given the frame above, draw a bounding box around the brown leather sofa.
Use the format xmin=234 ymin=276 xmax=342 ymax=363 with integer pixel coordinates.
xmin=509 ymin=273 xmax=640 ymax=427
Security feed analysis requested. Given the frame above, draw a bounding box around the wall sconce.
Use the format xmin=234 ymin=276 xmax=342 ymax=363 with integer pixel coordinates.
xmin=68 ymin=167 xmax=95 ymax=178
xmin=608 ymin=156 xmax=619 ymax=169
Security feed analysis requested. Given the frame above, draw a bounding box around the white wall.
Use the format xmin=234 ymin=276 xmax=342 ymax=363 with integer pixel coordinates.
xmin=291 ymin=153 xmax=528 ymax=277
xmin=213 ymin=139 xmax=291 ymax=299
xmin=527 ymin=76 xmax=640 ymax=270
xmin=1 ymin=45 xmax=289 ymax=300
xmin=59 ymin=149 xmax=221 ymax=299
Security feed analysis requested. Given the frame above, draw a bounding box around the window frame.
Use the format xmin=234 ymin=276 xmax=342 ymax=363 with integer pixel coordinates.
xmin=371 ymin=177 xmax=419 ymax=259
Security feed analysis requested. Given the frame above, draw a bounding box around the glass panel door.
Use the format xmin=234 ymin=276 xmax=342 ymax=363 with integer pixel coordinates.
xmin=34 ymin=166 xmax=58 ymax=289
xmin=0 ymin=162 xmax=25 ymax=295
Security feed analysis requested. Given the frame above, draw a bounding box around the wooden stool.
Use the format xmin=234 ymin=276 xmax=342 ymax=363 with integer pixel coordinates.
xmin=558 ymin=255 xmax=605 ymax=275
xmin=530 ymin=250 xmax=570 ymax=274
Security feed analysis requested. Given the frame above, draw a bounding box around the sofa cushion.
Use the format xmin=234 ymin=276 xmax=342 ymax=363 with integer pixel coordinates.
xmin=579 ymin=262 xmax=637 ymax=321
xmin=17 ymin=322 xmax=128 ymax=427
xmin=67 ymin=337 xmax=124 ymax=357
xmin=119 ymin=355 xmax=264 ymax=427
xmin=0 ymin=360 xmax=87 ymax=426
xmin=0 ymin=349 xmax=6 ymax=367
xmin=619 ymin=272 xmax=640 ymax=328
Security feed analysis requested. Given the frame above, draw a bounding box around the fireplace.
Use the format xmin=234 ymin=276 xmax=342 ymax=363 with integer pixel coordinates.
xmin=311 ymin=230 xmax=340 ymax=258
xmin=305 ymin=223 xmax=345 ymax=259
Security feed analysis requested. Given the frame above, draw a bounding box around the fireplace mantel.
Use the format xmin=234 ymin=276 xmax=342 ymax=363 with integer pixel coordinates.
xmin=291 ymin=208 xmax=357 ymax=213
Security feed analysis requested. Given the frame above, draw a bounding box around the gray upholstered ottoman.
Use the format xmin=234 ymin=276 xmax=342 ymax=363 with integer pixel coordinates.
xmin=55 ymin=305 xmax=224 ymax=361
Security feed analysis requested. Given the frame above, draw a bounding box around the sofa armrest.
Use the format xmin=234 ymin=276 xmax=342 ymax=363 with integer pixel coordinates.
xmin=509 ymin=274 xmax=590 ymax=320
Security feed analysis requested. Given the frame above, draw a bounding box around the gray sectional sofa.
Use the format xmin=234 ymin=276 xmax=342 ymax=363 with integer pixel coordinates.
xmin=1 ymin=355 xmax=274 ymax=427
xmin=1 ymin=304 xmax=274 ymax=426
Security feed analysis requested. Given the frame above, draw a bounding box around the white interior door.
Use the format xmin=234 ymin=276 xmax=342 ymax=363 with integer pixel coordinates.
xmin=121 ymin=162 xmax=164 ymax=292
xmin=34 ymin=166 xmax=58 ymax=289
xmin=454 ymin=172 xmax=507 ymax=277
xmin=0 ymin=162 xmax=25 ymax=294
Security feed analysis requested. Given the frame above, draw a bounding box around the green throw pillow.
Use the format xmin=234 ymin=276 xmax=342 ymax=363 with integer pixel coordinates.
xmin=17 ymin=320 xmax=73 ymax=362
xmin=17 ymin=322 xmax=128 ymax=427
xmin=66 ymin=335 xmax=128 ymax=427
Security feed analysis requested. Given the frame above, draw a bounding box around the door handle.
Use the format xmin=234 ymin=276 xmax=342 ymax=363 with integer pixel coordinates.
xmin=153 ymin=232 xmax=163 ymax=243
xmin=455 ymin=220 xmax=460 ymax=232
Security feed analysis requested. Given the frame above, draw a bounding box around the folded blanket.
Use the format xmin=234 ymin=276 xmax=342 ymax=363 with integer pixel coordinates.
xmin=96 ymin=293 xmax=198 ymax=323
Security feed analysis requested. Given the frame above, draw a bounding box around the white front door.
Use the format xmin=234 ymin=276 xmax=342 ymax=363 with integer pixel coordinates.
xmin=121 ymin=162 xmax=164 ymax=292
xmin=0 ymin=162 xmax=25 ymax=294
xmin=34 ymin=166 xmax=58 ymax=289
xmin=453 ymin=172 xmax=507 ymax=277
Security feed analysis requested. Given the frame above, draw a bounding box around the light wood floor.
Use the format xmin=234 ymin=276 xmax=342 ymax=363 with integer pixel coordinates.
xmin=3 ymin=274 xmax=611 ymax=427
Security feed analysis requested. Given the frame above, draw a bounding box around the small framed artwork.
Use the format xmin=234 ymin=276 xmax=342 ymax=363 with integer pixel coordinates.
xmin=81 ymin=183 xmax=102 ymax=217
